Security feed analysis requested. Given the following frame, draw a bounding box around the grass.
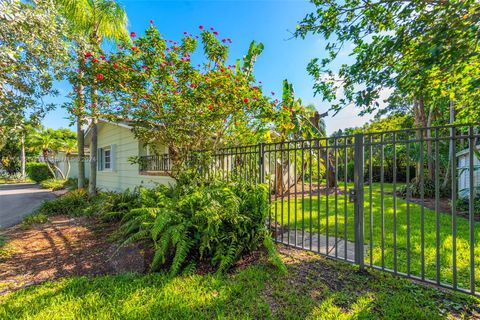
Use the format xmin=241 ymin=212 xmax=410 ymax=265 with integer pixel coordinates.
xmin=0 ymin=234 xmax=12 ymax=259
xmin=272 ymin=183 xmax=480 ymax=291
xmin=0 ymin=250 xmax=478 ymax=319
xmin=39 ymin=178 xmax=68 ymax=191
xmin=21 ymin=213 xmax=48 ymax=227
xmin=0 ymin=177 xmax=31 ymax=184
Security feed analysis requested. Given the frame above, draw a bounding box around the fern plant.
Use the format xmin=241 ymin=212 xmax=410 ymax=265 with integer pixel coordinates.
xmin=117 ymin=180 xmax=285 ymax=276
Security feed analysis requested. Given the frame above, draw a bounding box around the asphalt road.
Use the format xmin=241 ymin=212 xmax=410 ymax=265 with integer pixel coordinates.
xmin=0 ymin=183 xmax=56 ymax=228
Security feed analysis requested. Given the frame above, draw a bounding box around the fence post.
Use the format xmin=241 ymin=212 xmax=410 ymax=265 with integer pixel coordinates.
xmin=259 ymin=143 xmax=265 ymax=184
xmin=354 ymin=133 xmax=365 ymax=268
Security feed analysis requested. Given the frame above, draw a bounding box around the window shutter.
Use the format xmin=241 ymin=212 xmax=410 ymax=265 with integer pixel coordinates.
xmin=97 ymin=148 xmax=103 ymax=171
xmin=111 ymin=144 xmax=117 ymax=171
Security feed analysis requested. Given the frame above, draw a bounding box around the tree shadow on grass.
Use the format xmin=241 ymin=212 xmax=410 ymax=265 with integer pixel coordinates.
xmin=264 ymin=245 xmax=480 ymax=319
xmin=1 ymin=244 xmax=479 ymax=319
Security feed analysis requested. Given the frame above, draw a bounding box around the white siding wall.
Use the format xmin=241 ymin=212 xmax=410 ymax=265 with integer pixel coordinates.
xmin=94 ymin=124 xmax=175 ymax=192
xmin=68 ymin=156 xmax=91 ymax=180
xmin=457 ymin=150 xmax=480 ymax=198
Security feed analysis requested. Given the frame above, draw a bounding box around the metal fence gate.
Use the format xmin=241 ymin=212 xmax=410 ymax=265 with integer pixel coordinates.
xmin=176 ymin=124 xmax=480 ymax=295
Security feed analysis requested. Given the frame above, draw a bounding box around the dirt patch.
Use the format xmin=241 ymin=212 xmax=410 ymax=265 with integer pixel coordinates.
xmin=0 ymin=216 xmax=147 ymax=295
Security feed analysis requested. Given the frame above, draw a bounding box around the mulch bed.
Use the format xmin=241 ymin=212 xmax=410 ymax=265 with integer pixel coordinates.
xmin=0 ymin=216 xmax=148 ymax=295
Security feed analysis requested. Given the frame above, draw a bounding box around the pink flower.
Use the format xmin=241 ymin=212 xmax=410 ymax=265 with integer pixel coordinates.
xmin=222 ymin=39 xmax=226 ymax=43
xmin=271 ymin=91 xmax=275 ymax=96
xmin=227 ymin=38 xmax=232 ymax=43
xmin=210 ymin=27 xmax=214 ymax=30
xmin=213 ymin=31 xmax=218 ymax=36
xmin=84 ymin=51 xmax=92 ymax=58
xmin=184 ymin=31 xmax=188 ymax=35
xmin=150 ymin=19 xmax=154 ymax=24
xmin=199 ymin=25 xmax=204 ymax=30
xmin=130 ymin=31 xmax=136 ymax=38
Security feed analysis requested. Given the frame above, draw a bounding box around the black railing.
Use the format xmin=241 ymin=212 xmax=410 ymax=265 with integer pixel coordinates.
xmin=189 ymin=124 xmax=480 ymax=296
xmin=139 ymin=154 xmax=171 ymax=172
xmin=135 ymin=125 xmax=480 ymax=296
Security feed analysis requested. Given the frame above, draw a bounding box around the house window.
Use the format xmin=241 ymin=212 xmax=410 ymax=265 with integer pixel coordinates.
xmin=98 ymin=145 xmax=115 ymax=171
xmin=104 ymin=148 xmax=111 ymax=169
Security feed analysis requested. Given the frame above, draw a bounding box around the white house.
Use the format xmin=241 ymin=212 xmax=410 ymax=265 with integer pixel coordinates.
xmin=66 ymin=119 xmax=175 ymax=192
xmin=456 ymin=146 xmax=480 ymax=198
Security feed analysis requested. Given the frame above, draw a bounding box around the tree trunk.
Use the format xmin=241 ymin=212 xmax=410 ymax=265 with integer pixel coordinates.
xmin=413 ymin=97 xmax=427 ymax=179
xmin=442 ymin=100 xmax=455 ymax=189
xmin=76 ymin=56 xmax=86 ymax=189
xmin=426 ymin=105 xmax=434 ymax=181
xmin=275 ymin=158 xmax=284 ymax=196
xmin=89 ymin=82 xmax=98 ymax=197
xmin=66 ymin=155 xmax=71 ymax=179
xmin=89 ymin=118 xmax=98 ymax=196
xmin=20 ymin=133 xmax=26 ymax=180
xmin=43 ymin=149 xmax=56 ymax=178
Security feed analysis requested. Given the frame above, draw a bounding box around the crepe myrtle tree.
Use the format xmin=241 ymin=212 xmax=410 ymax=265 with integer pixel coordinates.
xmin=85 ymin=24 xmax=280 ymax=179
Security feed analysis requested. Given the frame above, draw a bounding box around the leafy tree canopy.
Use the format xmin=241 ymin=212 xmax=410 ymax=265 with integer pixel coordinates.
xmin=83 ymin=25 xmax=322 ymax=166
xmin=0 ymin=0 xmax=69 ymax=128
xmin=295 ymin=0 xmax=480 ymax=122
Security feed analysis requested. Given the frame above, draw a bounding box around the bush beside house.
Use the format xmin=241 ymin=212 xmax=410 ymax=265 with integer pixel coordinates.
xmin=25 ymin=162 xmax=52 ymax=182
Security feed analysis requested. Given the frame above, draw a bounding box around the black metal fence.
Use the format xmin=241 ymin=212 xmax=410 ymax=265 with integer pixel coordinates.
xmin=140 ymin=124 xmax=480 ymax=295
xmin=138 ymin=154 xmax=171 ymax=172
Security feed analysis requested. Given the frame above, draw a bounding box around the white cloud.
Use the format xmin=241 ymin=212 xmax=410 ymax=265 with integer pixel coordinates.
xmin=319 ymin=86 xmax=394 ymax=135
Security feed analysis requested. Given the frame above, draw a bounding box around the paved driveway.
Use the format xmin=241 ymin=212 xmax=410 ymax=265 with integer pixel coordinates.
xmin=0 ymin=183 xmax=56 ymax=228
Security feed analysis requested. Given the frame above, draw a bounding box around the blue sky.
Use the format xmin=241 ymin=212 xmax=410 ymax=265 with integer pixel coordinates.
xmin=42 ymin=0 xmax=374 ymax=134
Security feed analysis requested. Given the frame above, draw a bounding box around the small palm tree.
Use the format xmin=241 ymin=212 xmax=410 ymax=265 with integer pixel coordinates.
xmin=30 ymin=128 xmax=62 ymax=178
xmin=60 ymin=138 xmax=77 ymax=179
xmin=57 ymin=0 xmax=129 ymax=195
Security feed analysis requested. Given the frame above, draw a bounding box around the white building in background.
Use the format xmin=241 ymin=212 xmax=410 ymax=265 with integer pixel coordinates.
xmin=456 ymin=146 xmax=480 ymax=198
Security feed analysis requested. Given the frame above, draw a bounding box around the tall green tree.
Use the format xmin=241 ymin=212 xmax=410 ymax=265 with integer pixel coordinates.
xmin=0 ymin=0 xmax=69 ymax=178
xmin=57 ymin=0 xmax=129 ymax=195
xmin=89 ymin=26 xmax=272 ymax=178
xmin=296 ymin=0 xmax=479 ymax=182
xmin=295 ymin=0 xmax=480 ymax=121
xmin=0 ymin=0 xmax=68 ymax=124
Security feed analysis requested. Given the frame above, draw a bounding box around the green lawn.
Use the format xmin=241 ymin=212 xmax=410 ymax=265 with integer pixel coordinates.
xmin=1 ymin=249 xmax=478 ymax=319
xmin=272 ymin=183 xmax=480 ymax=291
xmin=0 ymin=177 xmax=31 ymax=184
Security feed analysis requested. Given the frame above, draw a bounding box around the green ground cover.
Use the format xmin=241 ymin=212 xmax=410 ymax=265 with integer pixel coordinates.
xmin=1 ymin=248 xmax=478 ymax=320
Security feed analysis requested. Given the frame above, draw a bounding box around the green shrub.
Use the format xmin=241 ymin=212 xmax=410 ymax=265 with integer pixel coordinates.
xmin=118 ymin=181 xmax=284 ymax=275
xmin=36 ymin=189 xmax=89 ymax=216
xmin=28 ymin=177 xmax=284 ymax=276
xmin=452 ymin=196 xmax=480 ymax=214
xmin=26 ymin=162 xmax=52 ymax=182
xmin=40 ymin=179 xmax=67 ymax=191
xmin=85 ymin=187 xmax=156 ymax=221
xmin=64 ymin=177 xmax=89 ymax=190
xmin=22 ymin=212 xmax=48 ymax=226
